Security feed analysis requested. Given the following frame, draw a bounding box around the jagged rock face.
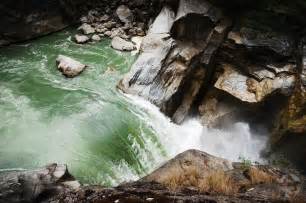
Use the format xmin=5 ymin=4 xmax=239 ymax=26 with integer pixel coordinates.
xmin=118 ymin=0 xmax=300 ymax=125
xmin=214 ymin=63 xmax=295 ymax=103
xmin=0 ymin=163 xmax=79 ymax=203
xmin=271 ymin=39 xmax=306 ymax=170
xmin=119 ymin=0 xmax=231 ymax=123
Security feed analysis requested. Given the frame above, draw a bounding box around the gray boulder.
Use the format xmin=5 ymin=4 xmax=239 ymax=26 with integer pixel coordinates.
xmin=142 ymin=149 xmax=233 ymax=183
xmin=74 ymin=34 xmax=90 ymax=44
xmin=91 ymin=34 xmax=101 ymax=41
xmin=56 ymin=55 xmax=87 ymax=77
xmin=111 ymin=36 xmax=136 ymax=51
xmin=78 ymin=23 xmax=95 ymax=35
xmin=0 ymin=163 xmax=80 ymax=203
xmin=116 ymin=5 xmax=134 ymax=24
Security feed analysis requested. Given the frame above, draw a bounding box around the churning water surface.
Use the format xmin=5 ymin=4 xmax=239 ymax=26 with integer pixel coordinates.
xmin=0 ymin=29 xmax=267 ymax=186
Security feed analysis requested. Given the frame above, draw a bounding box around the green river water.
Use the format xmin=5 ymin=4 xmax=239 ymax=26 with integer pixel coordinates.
xmin=0 ymin=29 xmax=268 ymax=186
xmin=0 ymin=29 xmax=166 ymax=186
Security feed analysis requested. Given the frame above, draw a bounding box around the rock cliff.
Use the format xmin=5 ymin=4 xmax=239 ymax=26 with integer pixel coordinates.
xmin=118 ymin=0 xmax=306 ymax=168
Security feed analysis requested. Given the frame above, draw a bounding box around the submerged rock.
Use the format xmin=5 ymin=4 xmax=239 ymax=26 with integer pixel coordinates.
xmin=56 ymin=55 xmax=87 ymax=77
xmin=0 ymin=163 xmax=79 ymax=203
xmin=111 ymin=36 xmax=136 ymax=51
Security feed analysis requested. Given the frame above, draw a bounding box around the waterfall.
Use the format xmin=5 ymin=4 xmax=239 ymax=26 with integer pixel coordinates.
xmin=125 ymin=94 xmax=268 ymax=166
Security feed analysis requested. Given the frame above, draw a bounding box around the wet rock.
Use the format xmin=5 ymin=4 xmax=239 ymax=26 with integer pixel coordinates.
xmin=91 ymin=34 xmax=101 ymax=41
xmin=118 ymin=5 xmax=176 ymax=96
xmin=78 ymin=23 xmax=95 ymax=35
xmin=198 ymin=89 xmax=241 ymax=127
xmin=116 ymin=5 xmax=134 ymax=24
xmin=131 ymin=36 xmax=143 ymax=55
xmin=56 ymin=55 xmax=87 ymax=77
xmin=0 ymin=163 xmax=79 ymax=203
xmin=74 ymin=34 xmax=90 ymax=44
xmin=148 ymin=6 xmax=176 ymax=34
xmin=111 ymin=36 xmax=136 ymax=51
xmin=119 ymin=1 xmax=230 ymax=123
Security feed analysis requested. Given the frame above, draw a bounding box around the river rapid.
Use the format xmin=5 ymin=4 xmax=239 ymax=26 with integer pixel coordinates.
xmin=0 ymin=29 xmax=267 ymax=186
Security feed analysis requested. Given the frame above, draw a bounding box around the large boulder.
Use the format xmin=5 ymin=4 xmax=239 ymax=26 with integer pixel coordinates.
xmin=56 ymin=55 xmax=87 ymax=77
xmin=74 ymin=34 xmax=90 ymax=44
xmin=0 ymin=163 xmax=80 ymax=203
xmin=116 ymin=5 xmax=134 ymax=24
xmin=142 ymin=149 xmax=233 ymax=183
xmin=111 ymin=36 xmax=136 ymax=51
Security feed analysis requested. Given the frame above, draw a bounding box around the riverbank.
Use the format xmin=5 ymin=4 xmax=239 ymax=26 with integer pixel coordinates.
xmin=1 ymin=150 xmax=305 ymax=203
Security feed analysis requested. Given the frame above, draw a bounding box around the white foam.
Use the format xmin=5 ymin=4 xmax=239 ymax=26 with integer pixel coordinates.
xmin=125 ymin=94 xmax=268 ymax=164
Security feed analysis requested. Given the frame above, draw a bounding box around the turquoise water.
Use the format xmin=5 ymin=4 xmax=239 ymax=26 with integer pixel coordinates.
xmin=0 ymin=29 xmax=166 ymax=186
xmin=0 ymin=28 xmax=269 ymax=186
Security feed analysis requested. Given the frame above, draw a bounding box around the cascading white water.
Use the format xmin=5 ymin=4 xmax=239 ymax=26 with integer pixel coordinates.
xmin=125 ymin=94 xmax=268 ymax=166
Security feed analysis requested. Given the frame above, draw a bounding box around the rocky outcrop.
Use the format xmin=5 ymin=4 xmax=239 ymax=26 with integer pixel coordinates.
xmin=271 ymin=38 xmax=306 ymax=172
xmin=48 ymin=150 xmax=305 ymax=202
xmin=56 ymin=55 xmax=87 ymax=77
xmin=0 ymin=0 xmax=159 ymax=46
xmin=118 ymin=0 xmax=304 ymax=132
xmin=0 ymin=0 xmax=89 ymax=46
xmin=119 ymin=0 xmax=231 ymax=123
xmin=0 ymin=163 xmax=80 ymax=203
xmin=214 ymin=63 xmax=295 ymax=103
xmin=0 ymin=151 xmax=303 ymax=202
